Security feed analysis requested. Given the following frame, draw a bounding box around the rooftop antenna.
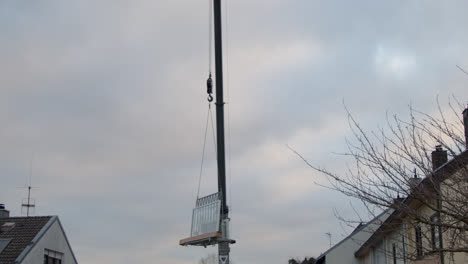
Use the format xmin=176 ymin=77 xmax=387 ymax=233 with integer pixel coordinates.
xmin=21 ymin=186 xmax=36 ymax=217
xmin=21 ymin=153 xmax=36 ymax=217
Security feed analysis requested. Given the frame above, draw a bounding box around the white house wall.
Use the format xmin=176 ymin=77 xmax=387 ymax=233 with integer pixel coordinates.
xmin=20 ymin=219 xmax=77 ymax=264
xmin=384 ymin=223 xmax=406 ymax=264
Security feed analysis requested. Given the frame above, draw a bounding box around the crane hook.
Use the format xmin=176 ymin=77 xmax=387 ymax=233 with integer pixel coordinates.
xmin=207 ymin=73 xmax=213 ymax=102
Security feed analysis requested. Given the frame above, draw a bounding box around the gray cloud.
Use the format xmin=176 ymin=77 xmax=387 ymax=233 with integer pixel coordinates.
xmin=1 ymin=1 xmax=467 ymax=264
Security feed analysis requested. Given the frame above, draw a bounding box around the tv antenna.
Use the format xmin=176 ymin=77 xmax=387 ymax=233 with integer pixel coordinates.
xmin=20 ymin=153 xmax=36 ymax=216
xmin=325 ymin=232 xmax=332 ymax=248
xmin=21 ymin=186 xmax=36 ymax=217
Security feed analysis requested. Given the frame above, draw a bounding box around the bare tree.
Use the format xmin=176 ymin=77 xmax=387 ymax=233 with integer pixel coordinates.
xmin=456 ymin=64 xmax=468 ymax=76
xmin=199 ymin=254 xmax=217 ymax=264
xmin=198 ymin=254 xmax=235 ymax=264
xmin=288 ymin=257 xmax=316 ymax=264
xmin=291 ymin=99 xmax=468 ymax=262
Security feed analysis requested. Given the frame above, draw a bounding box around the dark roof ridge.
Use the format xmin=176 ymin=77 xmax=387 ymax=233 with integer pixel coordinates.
xmin=0 ymin=215 xmax=54 ymax=220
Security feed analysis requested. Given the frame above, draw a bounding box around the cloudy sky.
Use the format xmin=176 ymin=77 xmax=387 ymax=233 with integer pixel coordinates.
xmin=1 ymin=1 xmax=467 ymax=263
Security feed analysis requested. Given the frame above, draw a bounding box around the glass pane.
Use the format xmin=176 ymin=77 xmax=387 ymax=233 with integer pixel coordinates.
xmin=191 ymin=193 xmax=221 ymax=237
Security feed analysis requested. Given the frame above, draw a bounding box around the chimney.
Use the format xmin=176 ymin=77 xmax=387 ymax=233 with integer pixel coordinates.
xmin=463 ymin=106 xmax=468 ymax=149
xmin=409 ymin=169 xmax=422 ymax=189
xmin=393 ymin=193 xmax=405 ymax=207
xmin=431 ymin=145 xmax=448 ymax=170
xmin=0 ymin=204 xmax=9 ymax=218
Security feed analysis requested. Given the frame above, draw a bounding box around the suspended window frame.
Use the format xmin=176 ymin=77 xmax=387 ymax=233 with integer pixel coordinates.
xmin=191 ymin=192 xmax=221 ymax=237
xmin=179 ymin=192 xmax=224 ymax=247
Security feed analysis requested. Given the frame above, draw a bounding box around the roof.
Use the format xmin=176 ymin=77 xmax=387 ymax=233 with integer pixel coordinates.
xmin=354 ymin=208 xmax=402 ymax=257
xmin=354 ymin=150 xmax=468 ymax=257
xmin=316 ymin=209 xmax=391 ymax=262
xmin=0 ymin=216 xmax=52 ymax=264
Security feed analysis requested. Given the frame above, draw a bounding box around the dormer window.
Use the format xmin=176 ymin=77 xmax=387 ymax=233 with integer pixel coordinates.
xmin=0 ymin=239 xmax=12 ymax=254
xmin=1 ymin=222 xmax=15 ymax=232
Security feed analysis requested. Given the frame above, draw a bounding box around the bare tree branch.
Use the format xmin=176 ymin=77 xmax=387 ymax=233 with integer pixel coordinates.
xmin=456 ymin=64 xmax=468 ymax=76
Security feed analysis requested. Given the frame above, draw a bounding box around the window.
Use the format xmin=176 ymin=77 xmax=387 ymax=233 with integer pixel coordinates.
xmin=44 ymin=249 xmax=63 ymax=264
xmin=373 ymin=240 xmax=386 ymax=264
xmin=431 ymin=214 xmax=441 ymax=250
xmin=415 ymin=226 xmax=423 ymax=258
xmin=401 ymin=235 xmax=406 ymax=264
xmin=0 ymin=239 xmax=11 ymax=254
xmin=392 ymin=243 xmax=397 ymax=264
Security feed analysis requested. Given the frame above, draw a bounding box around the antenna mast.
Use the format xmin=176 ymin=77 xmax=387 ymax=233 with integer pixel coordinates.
xmin=325 ymin=232 xmax=332 ymax=248
xmin=21 ymin=155 xmax=36 ymax=217
xmin=21 ymin=186 xmax=35 ymax=217
xmin=213 ymin=0 xmax=230 ymax=263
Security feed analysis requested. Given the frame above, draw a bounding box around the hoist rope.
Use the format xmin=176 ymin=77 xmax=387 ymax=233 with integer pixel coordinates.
xmin=196 ymin=104 xmax=211 ymax=199
xmin=208 ymin=0 xmax=213 ymax=74
xmin=196 ymin=103 xmax=218 ymax=200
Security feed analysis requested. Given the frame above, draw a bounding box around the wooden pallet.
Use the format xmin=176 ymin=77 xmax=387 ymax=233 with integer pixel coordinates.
xmin=179 ymin=232 xmax=222 ymax=247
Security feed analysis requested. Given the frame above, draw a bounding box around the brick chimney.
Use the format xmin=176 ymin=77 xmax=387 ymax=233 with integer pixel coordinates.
xmin=431 ymin=145 xmax=448 ymax=170
xmin=463 ymin=106 xmax=468 ymax=149
xmin=0 ymin=204 xmax=9 ymax=218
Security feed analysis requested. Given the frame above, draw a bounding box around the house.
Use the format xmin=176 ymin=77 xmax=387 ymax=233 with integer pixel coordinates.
xmin=0 ymin=204 xmax=78 ymax=264
xmin=319 ymin=106 xmax=468 ymax=264
xmin=317 ymin=148 xmax=467 ymax=264
xmin=316 ymin=209 xmax=392 ymax=264
xmin=354 ymin=106 xmax=468 ymax=264
xmin=354 ymin=147 xmax=468 ymax=264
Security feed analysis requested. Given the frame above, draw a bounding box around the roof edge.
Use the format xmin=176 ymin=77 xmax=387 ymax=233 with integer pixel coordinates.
xmin=316 ymin=209 xmax=392 ymax=260
xmin=56 ymin=217 xmax=79 ymax=264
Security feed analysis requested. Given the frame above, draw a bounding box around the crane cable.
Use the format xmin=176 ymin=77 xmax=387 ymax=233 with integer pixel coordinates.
xmin=207 ymin=0 xmax=214 ymax=102
xmin=196 ymin=103 xmax=217 ymax=199
xmin=208 ymin=0 xmax=213 ymax=74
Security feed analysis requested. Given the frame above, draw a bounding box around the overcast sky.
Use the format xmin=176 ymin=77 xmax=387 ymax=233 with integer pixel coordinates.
xmin=1 ymin=1 xmax=468 ymax=263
